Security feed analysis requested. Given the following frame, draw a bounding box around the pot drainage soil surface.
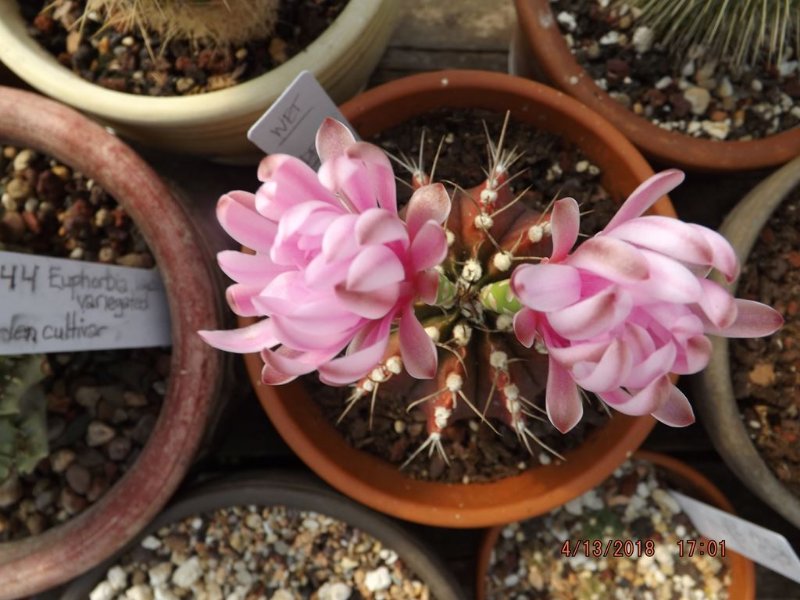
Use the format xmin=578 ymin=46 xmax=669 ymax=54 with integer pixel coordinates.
xmin=730 ymin=188 xmax=800 ymax=498
xmin=88 ymin=505 xmax=432 ymax=600
xmin=550 ymin=0 xmax=800 ymax=141
xmin=0 ymin=144 xmax=168 ymax=541
xmin=314 ymin=107 xmax=617 ymax=484
xmin=485 ymin=459 xmax=732 ymax=599
xmin=19 ymin=0 xmax=348 ymax=96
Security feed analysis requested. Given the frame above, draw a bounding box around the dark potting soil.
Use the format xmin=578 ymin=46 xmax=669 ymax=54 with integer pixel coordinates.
xmin=0 ymin=145 xmax=168 ymax=541
xmin=486 ymin=459 xmax=731 ymax=599
xmin=20 ymin=0 xmax=349 ymax=96
xmin=550 ymin=0 xmax=800 ymax=141
xmin=314 ymin=108 xmax=620 ymax=484
xmin=730 ymin=190 xmax=800 ymax=498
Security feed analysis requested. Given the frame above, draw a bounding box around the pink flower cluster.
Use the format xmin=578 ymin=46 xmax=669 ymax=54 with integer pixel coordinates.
xmin=511 ymin=170 xmax=783 ymax=433
xmin=200 ymin=119 xmax=450 ymax=385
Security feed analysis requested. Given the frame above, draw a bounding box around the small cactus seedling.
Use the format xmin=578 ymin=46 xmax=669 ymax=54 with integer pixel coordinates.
xmin=83 ymin=0 xmax=280 ymax=48
xmin=623 ymin=0 xmax=800 ymax=69
xmin=0 ymin=355 xmax=49 ymax=482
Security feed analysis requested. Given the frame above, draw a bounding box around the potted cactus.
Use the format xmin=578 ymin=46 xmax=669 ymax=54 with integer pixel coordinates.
xmin=200 ymin=70 xmax=782 ymax=527
xmin=513 ymin=0 xmax=800 ymax=171
xmin=0 ymin=0 xmax=398 ymax=159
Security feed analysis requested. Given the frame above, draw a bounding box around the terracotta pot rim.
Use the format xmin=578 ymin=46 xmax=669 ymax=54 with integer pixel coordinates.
xmin=475 ymin=450 xmax=756 ymax=600
xmin=514 ymin=0 xmax=800 ymax=172
xmin=697 ymin=154 xmax=800 ymax=528
xmin=58 ymin=471 xmax=465 ymax=600
xmin=0 ymin=87 xmax=222 ymax=598
xmin=244 ymin=69 xmax=669 ymax=528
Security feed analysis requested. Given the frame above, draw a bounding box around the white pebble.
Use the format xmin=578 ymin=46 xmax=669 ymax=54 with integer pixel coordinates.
xmin=89 ymin=581 xmax=115 ymax=600
xmin=317 ymin=582 xmax=352 ymax=600
xmin=682 ymin=59 xmax=695 ymax=77
xmin=379 ymin=549 xmax=399 ymax=565
xmin=684 ymin=87 xmax=711 ymax=115
xmin=564 ymin=497 xmax=583 ymax=516
xmin=148 ymin=562 xmax=173 ymax=587
xmin=654 ymin=76 xmax=673 ymax=90
xmin=751 ymin=79 xmax=763 ymax=92
xmin=779 ymin=61 xmax=798 ymax=77
xmin=557 ymin=11 xmax=577 ymax=31
xmin=364 ymin=566 xmax=392 ymax=592
xmin=599 ymin=31 xmax=620 ymax=45
xmin=154 ymin=589 xmax=179 ymax=600
xmin=171 ymin=556 xmax=202 ymax=589
xmin=106 ymin=565 xmax=128 ymax=591
xmin=716 ymin=77 xmax=733 ymax=98
xmin=632 ymin=26 xmax=654 ymax=53
xmin=141 ymin=535 xmax=162 ymax=550
xmin=701 ymin=120 xmax=730 ymax=140
xmin=126 ymin=585 xmax=154 ymax=600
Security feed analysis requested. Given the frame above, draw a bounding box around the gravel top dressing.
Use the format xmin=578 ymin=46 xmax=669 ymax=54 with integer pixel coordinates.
xmin=314 ymin=108 xmax=618 ymax=484
xmin=88 ymin=505 xmax=432 ymax=600
xmin=20 ymin=0 xmax=349 ymax=96
xmin=485 ymin=459 xmax=732 ymax=599
xmin=731 ymin=188 xmax=800 ymax=498
xmin=551 ymin=0 xmax=800 ymax=141
xmin=0 ymin=144 xmax=167 ymax=541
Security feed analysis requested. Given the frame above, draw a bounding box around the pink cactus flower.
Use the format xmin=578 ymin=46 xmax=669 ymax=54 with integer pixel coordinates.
xmin=199 ymin=119 xmax=451 ymax=386
xmin=511 ymin=170 xmax=783 ymax=433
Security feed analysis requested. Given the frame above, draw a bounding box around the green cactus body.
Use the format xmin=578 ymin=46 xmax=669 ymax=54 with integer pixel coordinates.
xmin=0 ymin=356 xmax=49 ymax=482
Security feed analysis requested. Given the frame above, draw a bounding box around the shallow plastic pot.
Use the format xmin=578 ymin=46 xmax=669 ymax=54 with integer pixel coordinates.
xmin=243 ymin=70 xmax=676 ymax=528
xmin=696 ymin=154 xmax=800 ymax=528
xmin=59 ymin=471 xmax=465 ymax=600
xmin=476 ymin=450 xmax=756 ymax=600
xmin=0 ymin=0 xmax=398 ymax=161
xmin=0 ymin=87 xmax=224 ymax=598
xmin=512 ymin=0 xmax=800 ymax=172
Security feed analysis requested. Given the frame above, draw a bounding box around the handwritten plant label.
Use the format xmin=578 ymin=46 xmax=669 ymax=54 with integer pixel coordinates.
xmin=670 ymin=490 xmax=800 ymax=583
xmin=0 ymin=251 xmax=171 ymax=355
xmin=247 ymin=70 xmax=357 ymax=169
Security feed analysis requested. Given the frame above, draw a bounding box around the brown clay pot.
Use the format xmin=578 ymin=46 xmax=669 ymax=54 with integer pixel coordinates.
xmin=0 ymin=87 xmax=224 ymax=598
xmin=244 ymin=69 xmax=673 ymax=528
xmin=60 ymin=471 xmax=465 ymax=600
xmin=696 ymin=154 xmax=800 ymax=528
xmin=512 ymin=0 xmax=800 ymax=172
xmin=476 ymin=450 xmax=756 ymax=600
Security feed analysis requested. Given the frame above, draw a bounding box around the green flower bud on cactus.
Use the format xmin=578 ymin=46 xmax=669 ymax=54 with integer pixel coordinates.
xmin=84 ymin=0 xmax=280 ymax=47
xmin=0 ymin=355 xmax=49 ymax=483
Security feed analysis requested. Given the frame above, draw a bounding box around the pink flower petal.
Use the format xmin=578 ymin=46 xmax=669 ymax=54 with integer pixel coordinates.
xmin=198 ymin=318 xmax=278 ymax=353
xmin=603 ymin=170 xmax=684 ymax=232
xmin=270 ymin=314 xmax=359 ymax=352
xmin=702 ymin=299 xmax=784 ymax=338
xmin=547 ymin=287 xmax=633 ymax=340
xmin=217 ymin=192 xmax=277 ymax=252
xmin=346 ymin=246 xmax=405 ymax=292
xmin=549 ymin=197 xmax=580 ymax=262
xmin=415 ymin=270 xmax=439 ymax=304
xmin=315 ymin=117 xmax=357 ymax=162
xmin=599 ymin=374 xmax=671 ymax=415
xmin=318 ymin=152 xmax=390 ymax=215
xmin=322 ymin=214 xmax=359 ymax=262
xmin=688 ymin=224 xmax=740 ymax=282
xmin=546 ymin=356 xmax=583 ymax=433
xmin=256 ymin=154 xmax=337 ymax=219
xmin=216 ymin=250 xmax=289 ymax=284
xmin=355 ymin=208 xmax=409 ymax=247
xmin=568 ymin=236 xmax=650 ymax=283
xmin=571 ymin=339 xmax=632 ymax=393
xmin=261 ymin=346 xmax=338 ymax=385
xmin=511 ymin=263 xmax=582 ymax=312
xmin=621 ymin=322 xmax=657 ymax=362
xmin=410 ymin=221 xmax=448 ymax=271
xmin=650 ymin=385 xmax=695 ymax=427
xmin=225 ymin=283 xmax=263 ymax=317
xmin=627 ymin=249 xmax=703 ymax=304
xmin=399 ymin=310 xmax=437 ymax=379
xmin=513 ymin=308 xmax=539 ymax=348
xmin=334 ymin=283 xmax=400 ymax=319
xmin=406 ymin=183 xmax=451 ymax=238
xmin=548 ymin=339 xmax=610 ymax=367
xmin=346 ymin=142 xmax=398 ymax=214
xmin=304 ymin=254 xmax=349 ymax=288
xmin=605 ymin=216 xmax=714 ymax=266
xmin=696 ymin=278 xmax=737 ymax=329
xmin=672 ymin=335 xmax=712 ymax=374
xmin=318 ymin=321 xmax=392 ymax=385
xmin=622 ymin=342 xmax=677 ymax=389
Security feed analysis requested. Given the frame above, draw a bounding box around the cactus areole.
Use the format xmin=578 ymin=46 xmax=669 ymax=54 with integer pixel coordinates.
xmin=200 ymin=113 xmax=783 ymax=470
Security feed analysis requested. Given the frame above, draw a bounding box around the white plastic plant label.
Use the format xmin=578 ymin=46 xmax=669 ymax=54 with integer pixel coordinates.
xmin=670 ymin=489 xmax=800 ymax=583
xmin=0 ymin=251 xmax=171 ymax=355
xmin=247 ymin=70 xmax=357 ymax=169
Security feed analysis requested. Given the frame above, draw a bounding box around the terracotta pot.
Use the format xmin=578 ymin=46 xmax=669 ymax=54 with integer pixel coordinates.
xmin=0 ymin=87 xmax=224 ymax=598
xmin=476 ymin=450 xmax=756 ymax=600
xmin=696 ymin=154 xmax=800 ymax=529
xmin=59 ymin=471 xmax=465 ymax=600
xmin=241 ymin=70 xmax=677 ymax=528
xmin=0 ymin=0 xmax=398 ymax=161
xmin=512 ymin=0 xmax=800 ymax=172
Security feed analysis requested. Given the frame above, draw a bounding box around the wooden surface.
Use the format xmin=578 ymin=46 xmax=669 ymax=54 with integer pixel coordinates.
xmin=3 ymin=0 xmax=799 ymax=598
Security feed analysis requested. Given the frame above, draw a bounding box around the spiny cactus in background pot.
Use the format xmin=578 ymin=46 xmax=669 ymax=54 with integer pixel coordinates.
xmin=0 ymin=355 xmax=48 ymax=482
xmin=623 ymin=0 xmax=799 ymax=69
xmin=200 ymin=117 xmax=784 ymax=469
xmin=82 ymin=0 xmax=279 ymax=48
